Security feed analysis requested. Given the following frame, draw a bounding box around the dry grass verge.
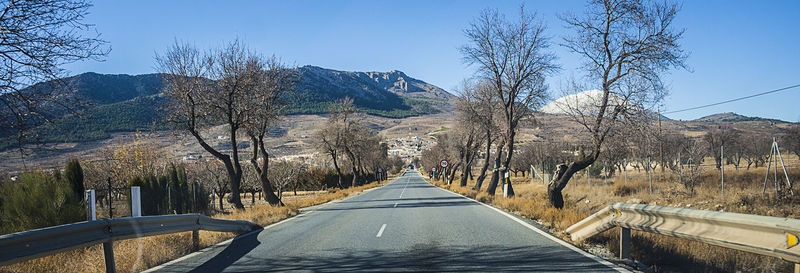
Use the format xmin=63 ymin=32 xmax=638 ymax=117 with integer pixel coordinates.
xmin=0 ymin=178 xmax=390 ymax=273
xmin=427 ymin=166 xmax=798 ymax=273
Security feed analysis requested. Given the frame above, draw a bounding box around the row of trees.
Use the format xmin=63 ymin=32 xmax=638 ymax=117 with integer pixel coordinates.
xmin=429 ymin=0 xmax=688 ymax=208
xmin=316 ymin=98 xmax=403 ymax=189
xmin=156 ymin=40 xmax=295 ymax=208
xmin=128 ymin=163 xmax=211 ymax=215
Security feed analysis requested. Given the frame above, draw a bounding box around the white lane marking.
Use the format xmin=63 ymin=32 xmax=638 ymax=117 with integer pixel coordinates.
xmin=399 ymin=176 xmax=410 ymax=198
xmin=376 ymin=224 xmax=387 ymax=237
xmin=430 ymin=182 xmax=629 ymax=273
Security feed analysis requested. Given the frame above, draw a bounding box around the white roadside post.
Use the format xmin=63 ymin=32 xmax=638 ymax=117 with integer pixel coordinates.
xmin=530 ymin=165 xmax=535 ymax=184
xmin=212 ymin=187 xmax=216 ymax=211
xmin=503 ymin=171 xmax=509 ymax=198
xmin=131 ymin=186 xmax=141 ymax=217
xmin=85 ymin=190 xmax=96 ymax=221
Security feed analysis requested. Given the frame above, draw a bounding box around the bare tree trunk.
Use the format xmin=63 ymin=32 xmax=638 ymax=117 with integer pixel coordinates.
xmin=449 ymin=162 xmax=462 ymax=185
xmin=217 ymin=193 xmax=225 ymax=211
xmin=331 ymin=152 xmax=344 ymax=189
xmin=474 ymin=131 xmax=493 ymax=190
xmin=486 ymin=140 xmax=505 ymax=195
xmin=251 ymin=137 xmax=282 ymax=206
xmin=460 ymin=163 xmax=471 ymax=187
xmin=503 ymin=131 xmax=516 ymax=197
xmin=548 ymin=155 xmax=596 ymax=209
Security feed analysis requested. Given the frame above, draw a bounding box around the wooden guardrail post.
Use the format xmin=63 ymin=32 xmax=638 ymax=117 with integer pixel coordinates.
xmin=620 ymin=227 xmax=630 ymax=259
xmin=794 ymin=263 xmax=799 ymax=273
xmin=103 ymin=241 xmax=116 ymax=273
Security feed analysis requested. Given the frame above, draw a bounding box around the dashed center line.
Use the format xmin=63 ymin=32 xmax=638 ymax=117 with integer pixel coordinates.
xmin=376 ymin=224 xmax=387 ymax=237
xmin=399 ymin=177 xmax=410 ymax=198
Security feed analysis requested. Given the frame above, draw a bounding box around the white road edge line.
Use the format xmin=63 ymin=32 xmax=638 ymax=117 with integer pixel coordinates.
xmin=432 ymin=182 xmax=629 ymax=273
xmin=376 ymin=224 xmax=387 ymax=237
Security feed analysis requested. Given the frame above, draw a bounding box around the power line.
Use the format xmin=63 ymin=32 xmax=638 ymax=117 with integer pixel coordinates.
xmin=664 ymin=83 xmax=800 ymax=114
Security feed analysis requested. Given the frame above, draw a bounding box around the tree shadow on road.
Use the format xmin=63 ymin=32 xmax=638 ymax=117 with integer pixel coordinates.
xmin=222 ymin=244 xmax=615 ymax=272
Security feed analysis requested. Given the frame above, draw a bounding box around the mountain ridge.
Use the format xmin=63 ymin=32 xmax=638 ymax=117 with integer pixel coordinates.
xmin=0 ymin=66 xmax=453 ymax=150
xmin=692 ymin=112 xmax=789 ymax=123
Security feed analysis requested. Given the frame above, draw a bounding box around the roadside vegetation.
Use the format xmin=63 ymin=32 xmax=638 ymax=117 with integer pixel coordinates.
xmin=426 ymin=163 xmax=799 ymax=272
xmin=0 ymin=177 xmax=394 ymax=273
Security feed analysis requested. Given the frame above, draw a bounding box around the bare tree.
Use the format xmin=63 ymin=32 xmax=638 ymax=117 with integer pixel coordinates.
xmin=156 ymin=40 xmax=265 ymax=209
xmin=548 ymin=0 xmax=687 ymax=208
xmin=461 ymin=6 xmax=558 ymax=196
xmin=323 ymin=98 xmax=361 ymax=186
xmin=783 ymin=125 xmax=800 ymax=160
xmin=0 ymin=0 xmax=109 ymax=157
xmin=703 ymin=126 xmax=739 ymax=170
xmin=197 ymin=160 xmax=228 ymax=211
xmin=244 ymin=56 xmax=296 ymax=206
xmin=268 ymin=159 xmax=297 ymax=202
xmin=453 ymin=80 xmax=487 ymax=186
xmin=743 ymin=133 xmax=772 ymax=169
xmin=461 ymin=80 xmax=499 ymax=190
xmin=677 ymin=137 xmax=705 ymax=194
xmin=317 ymin=119 xmax=345 ymax=188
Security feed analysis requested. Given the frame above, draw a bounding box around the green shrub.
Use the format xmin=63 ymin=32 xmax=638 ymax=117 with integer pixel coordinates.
xmin=63 ymin=159 xmax=85 ymax=200
xmin=0 ymin=172 xmax=85 ymax=235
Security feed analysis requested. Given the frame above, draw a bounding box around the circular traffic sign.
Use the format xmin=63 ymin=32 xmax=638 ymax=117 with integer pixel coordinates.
xmin=440 ymin=160 xmax=449 ymax=168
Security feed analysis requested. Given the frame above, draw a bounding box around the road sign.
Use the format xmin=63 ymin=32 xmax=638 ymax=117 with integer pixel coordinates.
xmin=440 ymin=160 xmax=449 ymax=168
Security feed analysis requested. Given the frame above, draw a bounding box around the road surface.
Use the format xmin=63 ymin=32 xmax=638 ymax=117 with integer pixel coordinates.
xmin=148 ymin=170 xmax=623 ymax=272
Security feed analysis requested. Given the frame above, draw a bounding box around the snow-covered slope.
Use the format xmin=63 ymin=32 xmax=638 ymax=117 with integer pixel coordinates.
xmin=539 ymin=89 xmax=625 ymax=115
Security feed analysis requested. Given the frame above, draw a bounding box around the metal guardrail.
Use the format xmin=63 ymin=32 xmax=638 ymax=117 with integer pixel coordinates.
xmin=0 ymin=214 xmax=260 ymax=272
xmin=567 ymin=202 xmax=800 ymax=271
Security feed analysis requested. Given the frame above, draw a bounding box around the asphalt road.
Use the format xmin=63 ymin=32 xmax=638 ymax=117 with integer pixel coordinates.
xmin=148 ymin=170 xmax=623 ymax=272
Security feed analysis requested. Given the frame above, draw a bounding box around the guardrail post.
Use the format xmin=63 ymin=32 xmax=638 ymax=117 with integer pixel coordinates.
xmin=103 ymin=241 xmax=116 ymax=273
xmin=192 ymin=230 xmax=200 ymax=251
xmin=620 ymin=227 xmax=630 ymax=259
xmin=131 ymin=186 xmax=141 ymax=217
xmin=795 ymin=263 xmax=799 ymax=273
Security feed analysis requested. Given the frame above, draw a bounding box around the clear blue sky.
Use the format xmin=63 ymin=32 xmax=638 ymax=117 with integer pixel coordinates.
xmin=63 ymin=0 xmax=800 ymax=122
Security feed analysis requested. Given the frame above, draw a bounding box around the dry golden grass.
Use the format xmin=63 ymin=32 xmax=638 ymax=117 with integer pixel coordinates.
xmin=0 ymin=177 xmax=390 ymax=273
xmin=429 ymin=164 xmax=799 ymax=273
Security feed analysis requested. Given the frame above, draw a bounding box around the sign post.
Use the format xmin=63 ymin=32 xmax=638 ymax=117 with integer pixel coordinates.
xmin=440 ymin=160 xmax=449 ymax=184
